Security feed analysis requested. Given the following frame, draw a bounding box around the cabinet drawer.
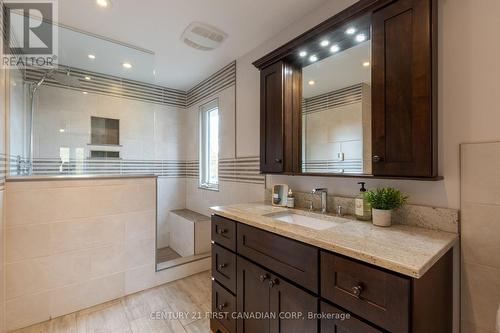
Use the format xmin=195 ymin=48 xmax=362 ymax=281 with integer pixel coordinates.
xmin=212 ymin=281 xmax=236 ymax=333
xmin=321 ymin=252 xmax=410 ymax=333
xmin=320 ymin=302 xmax=383 ymax=333
xmin=212 ymin=215 xmax=237 ymax=251
xmin=237 ymin=223 xmax=318 ymax=293
xmin=212 ymin=243 xmax=237 ymax=294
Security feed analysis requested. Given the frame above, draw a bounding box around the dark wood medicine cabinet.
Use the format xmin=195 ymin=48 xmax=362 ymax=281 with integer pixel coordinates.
xmin=254 ymin=0 xmax=439 ymax=179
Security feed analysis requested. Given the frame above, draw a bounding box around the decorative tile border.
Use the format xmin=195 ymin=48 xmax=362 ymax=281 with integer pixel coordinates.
xmin=302 ymin=83 xmax=363 ymax=115
xmin=8 ymin=155 xmax=264 ymax=185
xmin=302 ymin=160 xmax=363 ymax=174
xmin=265 ymin=189 xmax=459 ymax=233
xmin=25 ymin=66 xmax=187 ymax=108
xmin=23 ymin=61 xmax=237 ymax=109
xmin=187 ymin=61 xmax=236 ymax=107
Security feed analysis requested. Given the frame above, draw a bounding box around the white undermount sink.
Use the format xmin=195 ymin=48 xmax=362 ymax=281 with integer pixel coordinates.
xmin=264 ymin=211 xmax=342 ymax=230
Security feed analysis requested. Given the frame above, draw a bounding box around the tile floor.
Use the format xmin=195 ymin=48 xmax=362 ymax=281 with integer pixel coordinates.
xmin=11 ymin=271 xmax=212 ymax=333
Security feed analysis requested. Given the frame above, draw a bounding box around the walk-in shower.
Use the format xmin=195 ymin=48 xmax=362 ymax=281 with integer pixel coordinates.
xmin=26 ymin=69 xmax=82 ymax=174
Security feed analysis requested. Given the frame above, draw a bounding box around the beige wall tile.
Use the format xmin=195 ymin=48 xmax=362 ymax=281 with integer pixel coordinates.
xmin=462 ymin=143 xmax=500 ymax=206
xmin=0 ymin=191 xmax=5 ymax=333
xmin=6 ymin=291 xmax=51 ymax=331
xmin=462 ymin=202 xmax=500 ymax=268
xmin=125 ymin=238 xmax=155 ymax=270
xmin=461 ymin=320 xmax=496 ymax=333
xmin=49 ymin=273 xmax=124 ymax=319
xmin=461 ymin=263 xmax=500 ymax=332
xmin=124 ymin=259 xmax=210 ymax=295
xmin=6 ymin=224 xmax=51 ymax=262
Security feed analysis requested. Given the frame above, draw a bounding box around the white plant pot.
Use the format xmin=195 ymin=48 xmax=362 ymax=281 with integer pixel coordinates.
xmin=372 ymin=208 xmax=392 ymax=227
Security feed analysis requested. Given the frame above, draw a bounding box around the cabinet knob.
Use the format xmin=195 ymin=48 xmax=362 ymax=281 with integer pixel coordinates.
xmin=217 ymin=263 xmax=227 ymax=270
xmin=274 ymin=158 xmax=282 ymax=164
xmin=352 ymin=284 xmax=364 ymax=298
xmin=269 ymin=278 xmax=279 ymax=288
xmin=372 ymin=155 xmax=382 ymax=163
xmin=216 ymin=228 xmax=227 ymax=235
xmin=259 ymin=274 xmax=269 ymax=282
xmin=217 ymin=303 xmax=227 ymax=311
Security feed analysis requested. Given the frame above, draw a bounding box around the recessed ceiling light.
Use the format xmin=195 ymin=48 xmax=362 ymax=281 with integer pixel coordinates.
xmin=122 ymin=62 xmax=132 ymax=69
xmin=320 ymin=40 xmax=330 ymax=47
xmin=59 ymin=128 xmax=65 ymax=133
xmin=82 ymin=91 xmax=88 ymax=95
xmin=96 ymin=0 xmax=111 ymax=8
xmin=308 ymin=80 xmax=315 ymax=86
xmin=346 ymin=27 xmax=357 ymax=35
xmin=309 ymin=55 xmax=318 ymax=62
xmin=88 ymin=54 xmax=96 ymax=60
xmin=330 ymin=44 xmax=340 ymax=53
xmin=363 ymin=61 xmax=371 ymax=67
xmin=84 ymin=76 xmax=91 ymax=80
xmin=299 ymin=50 xmax=307 ymax=57
xmin=356 ymin=33 xmax=367 ymax=42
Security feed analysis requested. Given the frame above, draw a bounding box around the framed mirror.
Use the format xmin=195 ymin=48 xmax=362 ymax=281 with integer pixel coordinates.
xmin=301 ymin=14 xmax=372 ymax=175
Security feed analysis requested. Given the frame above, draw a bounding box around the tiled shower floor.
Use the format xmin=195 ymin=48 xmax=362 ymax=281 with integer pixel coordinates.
xmin=11 ymin=271 xmax=211 ymax=333
xmin=156 ymin=247 xmax=182 ymax=264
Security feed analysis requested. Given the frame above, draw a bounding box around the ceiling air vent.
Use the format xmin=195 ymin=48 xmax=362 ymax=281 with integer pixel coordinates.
xmin=181 ymin=22 xmax=228 ymax=51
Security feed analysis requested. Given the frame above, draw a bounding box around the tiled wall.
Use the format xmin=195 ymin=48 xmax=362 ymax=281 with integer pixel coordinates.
xmin=183 ymin=64 xmax=264 ymax=216
xmin=461 ymin=142 xmax=500 ymax=333
xmin=4 ymin=177 xmax=209 ymax=331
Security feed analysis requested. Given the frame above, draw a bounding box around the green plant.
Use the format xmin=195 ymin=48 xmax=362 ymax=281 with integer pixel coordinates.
xmin=363 ymin=187 xmax=408 ymax=210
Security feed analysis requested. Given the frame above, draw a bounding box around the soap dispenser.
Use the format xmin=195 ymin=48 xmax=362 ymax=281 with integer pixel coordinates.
xmin=355 ymin=182 xmax=372 ymax=221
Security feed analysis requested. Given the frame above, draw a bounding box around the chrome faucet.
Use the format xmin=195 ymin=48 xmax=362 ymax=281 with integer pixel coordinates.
xmin=312 ymin=188 xmax=328 ymax=213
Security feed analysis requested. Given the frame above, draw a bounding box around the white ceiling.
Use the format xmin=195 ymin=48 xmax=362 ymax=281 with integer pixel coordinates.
xmin=56 ymin=0 xmax=330 ymax=90
xmin=302 ymin=41 xmax=371 ymax=98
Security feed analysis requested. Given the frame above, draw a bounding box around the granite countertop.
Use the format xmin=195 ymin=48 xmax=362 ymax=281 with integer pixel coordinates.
xmin=209 ymin=203 xmax=458 ymax=278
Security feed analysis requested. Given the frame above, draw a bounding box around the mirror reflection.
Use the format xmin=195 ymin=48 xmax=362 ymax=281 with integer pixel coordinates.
xmin=301 ymin=18 xmax=372 ymax=174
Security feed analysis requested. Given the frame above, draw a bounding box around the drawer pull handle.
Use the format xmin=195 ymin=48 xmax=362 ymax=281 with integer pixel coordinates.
xmin=217 ymin=303 xmax=227 ymax=311
xmin=259 ymin=274 xmax=269 ymax=282
xmin=269 ymin=278 xmax=279 ymax=288
xmin=217 ymin=263 xmax=227 ymax=270
xmin=352 ymin=284 xmax=364 ymax=298
xmin=217 ymin=228 xmax=228 ymax=235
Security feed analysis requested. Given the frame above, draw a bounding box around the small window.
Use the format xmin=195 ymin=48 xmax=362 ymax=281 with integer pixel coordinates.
xmin=91 ymin=117 xmax=120 ymax=145
xmin=199 ymin=99 xmax=219 ymax=190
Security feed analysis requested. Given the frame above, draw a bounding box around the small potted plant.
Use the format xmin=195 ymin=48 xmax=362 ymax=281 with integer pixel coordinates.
xmin=364 ymin=187 xmax=408 ymax=227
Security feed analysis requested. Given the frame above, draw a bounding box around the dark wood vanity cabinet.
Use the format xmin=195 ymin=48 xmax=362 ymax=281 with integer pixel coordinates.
xmin=237 ymin=257 xmax=318 ymax=333
xmin=371 ymin=0 xmax=437 ymax=177
xmin=254 ymin=0 xmax=437 ymax=178
xmin=211 ymin=214 xmax=453 ymax=333
xmin=259 ymin=61 xmax=301 ymax=174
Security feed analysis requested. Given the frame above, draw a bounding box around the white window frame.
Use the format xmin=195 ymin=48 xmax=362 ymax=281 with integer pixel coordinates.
xmin=199 ymin=98 xmax=219 ymax=191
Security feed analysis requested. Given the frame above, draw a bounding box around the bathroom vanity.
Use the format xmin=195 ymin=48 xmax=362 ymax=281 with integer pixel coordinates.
xmin=209 ymin=204 xmax=457 ymax=333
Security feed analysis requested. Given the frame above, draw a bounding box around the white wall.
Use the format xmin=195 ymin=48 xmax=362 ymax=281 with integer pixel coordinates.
xmin=236 ymin=0 xmax=500 ymax=210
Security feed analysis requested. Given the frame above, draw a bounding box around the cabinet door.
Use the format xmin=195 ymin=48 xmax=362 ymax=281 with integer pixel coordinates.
xmin=237 ymin=257 xmax=271 ymax=333
xmin=269 ymin=275 xmax=318 ymax=333
xmin=260 ymin=61 xmax=285 ymax=173
xmin=372 ymin=0 xmax=436 ymax=177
